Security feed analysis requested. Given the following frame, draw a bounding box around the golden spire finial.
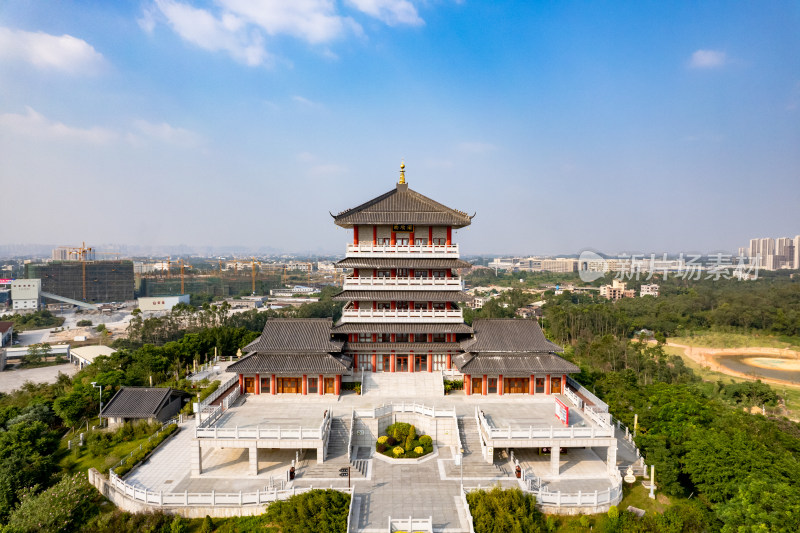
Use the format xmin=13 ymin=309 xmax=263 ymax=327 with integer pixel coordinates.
xmin=398 ymin=160 xmax=406 ymax=184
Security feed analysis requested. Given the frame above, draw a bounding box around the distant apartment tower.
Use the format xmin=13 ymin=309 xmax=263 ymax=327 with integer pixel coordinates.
xmin=640 ymin=284 xmax=659 ymax=297
xmin=795 ymin=235 xmax=800 ymax=269
xmin=51 ymin=246 xmax=95 ymax=261
xmin=599 ymin=279 xmax=635 ymax=300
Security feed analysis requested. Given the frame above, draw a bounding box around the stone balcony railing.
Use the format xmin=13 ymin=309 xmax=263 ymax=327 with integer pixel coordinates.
xmin=341 ymin=307 xmax=464 ymax=323
xmin=345 ymin=243 xmax=459 ymax=258
xmin=343 ymin=276 xmax=463 ymax=290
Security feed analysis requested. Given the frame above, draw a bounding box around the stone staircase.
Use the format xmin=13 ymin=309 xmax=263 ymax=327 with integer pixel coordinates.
xmin=363 ymin=371 xmax=443 ymax=398
xmin=446 ymin=416 xmax=511 ymax=478
xmin=299 ymin=416 xmax=366 ymax=480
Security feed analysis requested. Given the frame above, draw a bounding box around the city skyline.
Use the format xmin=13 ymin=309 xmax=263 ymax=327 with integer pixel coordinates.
xmin=1 ymin=1 xmax=798 ymax=254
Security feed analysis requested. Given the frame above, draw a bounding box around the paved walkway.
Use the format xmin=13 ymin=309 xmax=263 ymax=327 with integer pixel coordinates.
xmin=0 ymin=363 xmax=78 ymax=393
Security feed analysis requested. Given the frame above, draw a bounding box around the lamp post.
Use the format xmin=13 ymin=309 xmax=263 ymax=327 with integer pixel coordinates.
xmin=91 ymin=382 xmax=103 ymax=426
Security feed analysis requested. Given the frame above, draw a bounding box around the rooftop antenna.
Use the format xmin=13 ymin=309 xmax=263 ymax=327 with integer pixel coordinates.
xmin=398 ymin=160 xmax=406 ymax=184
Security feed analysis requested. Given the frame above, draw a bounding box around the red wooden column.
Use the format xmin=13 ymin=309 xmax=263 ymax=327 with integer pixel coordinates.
xmin=465 ymin=374 xmax=471 ymax=396
xmin=427 ymin=352 xmax=433 ymax=372
xmin=446 ymin=353 xmax=452 ymax=370
xmin=390 ymin=352 xmax=395 ymax=372
xmin=334 ymin=375 xmax=341 ymax=395
xmin=409 ymin=351 xmax=414 ymax=373
xmin=238 ymin=374 xmax=243 ymax=394
xmin=446 ymin=226 xmax=452 ymax=246
xmin=391 ymin=232 xmax=396 ymax=246
xmin=498 ymin=375 xmax=503 ymax=395
xmin=373 ymin=226 xmax=377 ymax=245
xmin=545 ymin=374 xmax=551 ymax=395
xmin=371 ymin=353 xmax=377 ymax=372
xmin=562 ymin=374 xmax=567 ymax=392
xmin=353 ymin=352 xmax=358 ymax=371
xmin=271 ymin=374 xmax=276 ymax=395
xmin=353 ymin=226 xmax=359 ymax=245
xmin=318 ymin=374 xmax=323 ymax=395
xmin=255 ymin=373 xmax=260 ymax=395
xmin=529 ymin=375 xmax=535 ymax=395
xmin=428 ymin=227 xmax=433 ymax=246
xmin=301 ymin=375 xmax=307 ymax=395
xmin=482 ymin=375 xmax=488 ymax=396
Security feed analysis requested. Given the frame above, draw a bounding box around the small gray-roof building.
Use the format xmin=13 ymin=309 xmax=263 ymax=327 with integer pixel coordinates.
xmin=101 ymin=387 xmax=189 ymax=427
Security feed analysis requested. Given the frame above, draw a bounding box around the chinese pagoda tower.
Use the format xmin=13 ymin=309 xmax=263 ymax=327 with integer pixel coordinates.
xmin=331 ymin=163 xmax=474 ymax=374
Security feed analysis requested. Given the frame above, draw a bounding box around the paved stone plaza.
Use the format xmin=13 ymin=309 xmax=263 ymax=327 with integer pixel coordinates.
xmin=123 ymin=373 xmax=630 ymax=531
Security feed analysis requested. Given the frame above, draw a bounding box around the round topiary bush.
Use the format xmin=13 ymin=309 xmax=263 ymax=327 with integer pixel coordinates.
xmin=393 ymin=446 xmax=405 ymax=457
xmin=419 ymin=435 xmax=432 ymax=447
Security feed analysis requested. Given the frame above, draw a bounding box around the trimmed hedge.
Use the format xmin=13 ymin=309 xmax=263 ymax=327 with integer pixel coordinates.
xmin=114 ymin=424 xmax=178 ymax=477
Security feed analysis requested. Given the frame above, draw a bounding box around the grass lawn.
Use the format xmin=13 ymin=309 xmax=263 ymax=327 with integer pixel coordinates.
xmin=58 ymin=431 xmax=160 ymax=475
xmin=669 ymin=331 xmax=800 ymax=350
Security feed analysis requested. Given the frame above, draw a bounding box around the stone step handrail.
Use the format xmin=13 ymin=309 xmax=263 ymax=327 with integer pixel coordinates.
xmin=467 ymin=482 xmax=623 ymax=508
xmin=198 ymin=375 xmax=238 ymax=410
xmin=354 ymin=402 xmax=456 ymax=419
xmin=388 ymin=515 xmax=433 ymax=533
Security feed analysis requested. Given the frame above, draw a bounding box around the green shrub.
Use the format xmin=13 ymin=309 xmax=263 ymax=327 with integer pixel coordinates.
xmin=113 ymin=424 xmax=178 ymax=477
xmin=265 ymin=488 xmax=349 ymax=533
xmin=404 ymin=426 xmax=416 ymax=452
xmin=466 ymin=486 xmax=545 ymax=532
xmin=170 ymin=515 xmax=187 ymax=533
xmin=77 ymin=319 xmax=93 ymax=327
xmin=387 ymin=422 xmax=412 ymax=442
xmin=376 ymin=443 xmax=387 ymax=453
xmin=3 ymin=472 xmax=98 ymax=533
xmin=419 ymin=435 xmax=432 ymax=447
xmin=199 ymin=515 xmax=214 ymax=533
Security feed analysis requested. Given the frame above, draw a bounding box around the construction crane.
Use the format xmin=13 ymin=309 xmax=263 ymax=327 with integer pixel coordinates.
xmin=178 ymin=259 xmax=192 ymax=295
xmin=250 ymin=257 xmax=262 ymax=295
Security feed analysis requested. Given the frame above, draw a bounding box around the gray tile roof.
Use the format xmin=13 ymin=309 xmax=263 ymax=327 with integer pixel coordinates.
xmin=452 ymin=353 xmax=579 ymax=376
xmin=344 ymin=342 xmax=462 ymax=352
xmin=331 ymin=323 xmax=473 ymax=334
xmin=333 ymin=183 xmax=473 ymax=228
xmin=244 ymin=318 xmax=343 ymax=353
xmin=336 ymin=258 xmax=473 ymax=269
xmin=227 ymin=353 xmax=351 ymax=375
xmin=101 ymin=387 xmax=186 ymax=418
xmin=461 ymin=319 xmax=564 ymax=353
xmin=332 ymin=290 xmax=472 ymax=302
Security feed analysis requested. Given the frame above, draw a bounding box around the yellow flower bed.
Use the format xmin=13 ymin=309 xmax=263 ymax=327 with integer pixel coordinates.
xmin=393 ymin=446 xmax=405 ymax=457
xmin=377 ymin=436 xmax=388 ymax=444
xmin=414 ymin=446 xmax=424 ymax=454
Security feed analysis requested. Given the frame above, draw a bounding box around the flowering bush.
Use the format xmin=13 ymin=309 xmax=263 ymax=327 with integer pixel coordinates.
xmin=393 ymin=446 xmax=405 ymax=457
xmin=414 ymin=446 xmax=424 ymax=454
xmin=377 ymin=436 xmax=388 ymax=445
xmin=3 ymin=472 xmax=98 ymax=532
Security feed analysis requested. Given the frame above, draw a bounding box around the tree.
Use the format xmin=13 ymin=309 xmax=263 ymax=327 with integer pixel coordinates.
xmin=53 ymin=390 xmax=91 ymax=426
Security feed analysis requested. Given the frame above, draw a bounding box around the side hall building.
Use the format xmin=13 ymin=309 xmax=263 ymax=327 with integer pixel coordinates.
xmin=228 ymin=165 xmax=578 ymax=395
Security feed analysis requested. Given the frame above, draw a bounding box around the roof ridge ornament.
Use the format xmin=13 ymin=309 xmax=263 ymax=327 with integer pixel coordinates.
xmin=398 ymin=160 xmax=406 ymax=184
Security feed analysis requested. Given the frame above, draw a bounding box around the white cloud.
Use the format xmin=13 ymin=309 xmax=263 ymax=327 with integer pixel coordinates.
xmin=155 ymin=0 xmax=269 ymax=66
xmin=346 ymin=0 xmax=424 ymax=26
xmin=0 ymin=107 xmax=116 ymax=143
xmin=689 ymin=49 xmax=727 ymax=69
xmin=132 ymin=119 xmax=201 ymax=146
xmin=292 ymin=95 xmax=323 ymax=108
xmin=220 ymin=0 xmax=360 ymax=43
xmin=0 ymin=26 xmax=105 ymax=74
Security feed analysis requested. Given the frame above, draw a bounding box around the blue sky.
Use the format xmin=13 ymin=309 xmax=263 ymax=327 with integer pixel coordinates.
xmin=1 ymin=1 xmax=798 ymax=256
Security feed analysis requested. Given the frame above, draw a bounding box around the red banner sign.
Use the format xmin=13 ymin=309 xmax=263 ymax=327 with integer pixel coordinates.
xmin=555 ymin=397 xmax=569 ymax=426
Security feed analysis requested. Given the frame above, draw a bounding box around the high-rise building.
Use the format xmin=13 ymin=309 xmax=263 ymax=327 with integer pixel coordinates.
xmin=794 ymin=235 xmax=800 ymax=269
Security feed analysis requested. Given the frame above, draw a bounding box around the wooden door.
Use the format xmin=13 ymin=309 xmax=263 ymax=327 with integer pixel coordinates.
xmin=472 ymin=378 xmax=482 ymax=394
xmin=324 ymin=378 xmax=335 ymax=394
xmin=535 ymin=378 xmax=545 ymax=394
xmin=244 ymin=377 xmax=255 ymax=393
xmin=260 ymin=378 xmax=270 ymax=394
xmin=396 ymin=355 xmax=408 ymax=372
xmin=551 ymin=377 xmax=562 ymax=394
